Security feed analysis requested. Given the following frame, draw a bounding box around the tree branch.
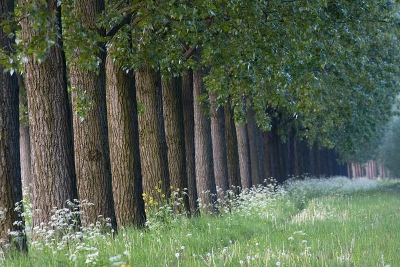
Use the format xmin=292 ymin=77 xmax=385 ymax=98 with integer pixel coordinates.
xmin=183 ymin=16 xmax=214 ymax=60
xmin=183 ymin=46 xmax=197 ymax=60
xmin=106 ymin=11 xmax=135 ymax=38
xmin=113 ymin=0 xmax=126 ymax=10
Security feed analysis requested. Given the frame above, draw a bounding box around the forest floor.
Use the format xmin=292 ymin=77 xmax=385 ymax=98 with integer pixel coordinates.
xmin=2 ymin=177 xmax=399 ymax=266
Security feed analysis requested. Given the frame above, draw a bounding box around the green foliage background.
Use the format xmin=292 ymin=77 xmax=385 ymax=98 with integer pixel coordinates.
xmin=1 ymin=0 xmax=400 ymax=163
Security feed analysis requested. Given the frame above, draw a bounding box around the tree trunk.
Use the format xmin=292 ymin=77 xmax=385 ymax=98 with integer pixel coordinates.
xmin=209 ymin=91 xmax=229 ymax=192
xmin=181 ymin=69 xmax=198 ymax=214
xmin=373 ymin=161 xmax=377 ymax=179
xmin=236 ymin=124 xmax=252 ymax=189
xmin=300 ymin=138 xmax=310 ymax=176
xmin=0 ymin=67 xmax=23 ymax=251
xmin=19 ymin=125 xmax=31 ymax=192
xmin=106 ymin=53 xmax=146 ymax=228
xmin=246 ymin=107 xmax=261 ymax=186
xmin=193 ymin=65 xmax=217 ymax=212
xmin=286 ymin=131 xmax=294 ymax=178
xmin=276 ymin=132 xmax=287 ymax=183
xmin=136 ymin=63 xmax=170 ymax=200
xmin=313 ymin=143 xmax=320 ymax=178
xmin=162 ymin=76 xmax=190 ymax=213
xmin=20 ymin=0 xmax=78 ymax=228
xmin=347 ymin=163 xmax=352 ymax=178
xmin=351 ymin=163 xmax=356 ymax=178
xmin=319 ymin=147 xmax=326 ymax=177
xmin=70 ymin=0 xmax=117 ymax=230
xmin=379 ymin=164 xmax=385 ymax=178
xmin=1 ymin=0 xmax=26 ymax=253
xmin=224 ymin=99 xmax=241 ymax=191
xmin=294 ymin=138 xmax=304 ymax=177
xmin=17 ymin=75 xmax=31 ymax=194
xmin=328 ymin=149 xmax=335 ymax=177
xmin=326 ymin=148 xmax=332 ymax=177
xmin=255 ymin=125 xmax=266 ymax=184
xmin=262 ymin=131 xmax=273 ymax=183
xmin=309 ymin=144 xmax=315 ymax=177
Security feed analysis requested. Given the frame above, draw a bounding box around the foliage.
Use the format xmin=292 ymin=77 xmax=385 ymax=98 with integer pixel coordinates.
xmin=202 ymin=0 xmax=400 ymax=161
xmin=2 ymin=0 xmax=398 ymax=163
xmin=67 ymin=87 xmax=95 ymax=122
xmin=380 ymin=116 xmax=400 ymax=177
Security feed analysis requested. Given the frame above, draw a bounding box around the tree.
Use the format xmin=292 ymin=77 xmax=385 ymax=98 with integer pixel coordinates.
xmin=246 ymin=106 xmax=262 ymax=186
xmin=68 ymin=0 xmax=117 ymax=230
xmin=380 ymin=116 xmax=400 ymax=178
xmin=202 ymin=0 xmax=400 ymax=181
xmin=135 ymin=63 xmax=170 ymax=200
xmin=106 ymin=51 xmax=146 ymax=228
xmin=19 ymin=0 xmax=78 ymax=227
xmin=17 ymin=74 xmax=31 ymax=193
xmin=193 ymin=59 xmax=217 ymax=212
xmin=224 ymin=98 xmax=241 ymax=191
xmin=210 ymin=91 xmax=229 ymax=192
xmin=162 ymin=76 xmax=190 ymax=213
xmin=181 ymin=69 xmax=198 ymax=214
xmin=235 ymin=123 xmax=252 ymax=189
xmin=19 ymin=124 xmax=30 ymax=191
xmin=0 ymin=0 xmax=27 ymax=253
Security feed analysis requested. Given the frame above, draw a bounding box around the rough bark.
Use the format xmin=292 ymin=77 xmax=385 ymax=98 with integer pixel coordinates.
xmin=1 ymin=0 xmax=26 ymax=253
xmin=313 ymin=143 xmax=321 ymax=177
xmin=262 ymin=131 xmax=273 ymax=183
xmin=106 ymin=53 xmax=146 ymax=228
xmin=20 ymin=0 xmax=78 ymax=227
xmin=286 ymin=131 xmax=294 ymax=178
xmin=224 ymin=99 xmax=241 ymax=191
xmin=0 ymin=66 xmax=22 ymax=250
xmin=136 ymin=63 xmax=170 ymax=199
xmin=246 ymin=107 xmax=261 ymax=186
xmin=181 ymin=69 xmax=198 ymax=214
xmin=268 ymin=128 xmax=286 ymax=183
xmin=209 ymin=91 xmax=229 ymax=192
xmin=162 ymin=76 xmax=190 ymax=213
xmin=236 ymin=124 xmax=252 ymax=189
xmin=193 ymin=65 xmax=217 ymax=212
xmin=255 ymin=124 xmax=266 ymax=184
xmin=19 ymin=125 xmax=31 ymax=192
xmin=320 ymin=148 xmax=327 ymax=177
xmin=347 ymin=163 xmax=352 ymax=178
xmin=264 ymin=130 xmax=283 ymax=183
xmin=299 ymin=138 xmax=310 ymax=176
xmin=309 ymin=143 xmax=315 ymax=177
xmin=325 ymin=148 xmax=332 ymax=177
xmin=17 ymin=75 xmax=31 ymax=193
xmin=70 ymin=0 xmax=117 ymax=230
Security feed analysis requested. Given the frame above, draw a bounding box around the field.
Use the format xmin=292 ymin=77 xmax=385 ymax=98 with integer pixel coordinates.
xmin=2 ymin=177 xmax=399 ymax=266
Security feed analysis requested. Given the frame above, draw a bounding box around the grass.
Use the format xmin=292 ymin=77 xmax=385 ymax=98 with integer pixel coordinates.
xmin=1 ymin=177 xmax=399 ymax=266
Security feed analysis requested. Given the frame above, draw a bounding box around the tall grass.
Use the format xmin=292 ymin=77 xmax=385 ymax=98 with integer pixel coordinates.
xmin=1 ymin=176 xmax=399 ymax=266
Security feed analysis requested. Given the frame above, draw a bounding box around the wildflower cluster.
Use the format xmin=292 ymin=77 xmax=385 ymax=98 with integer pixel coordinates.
xmin=143 ymin=185 xmax=189 ymax=231
xmin=285 ymin=176 xmax=380 ymax=198
xmin=2 ymin=177 xmax=397 ymax=266
xmin=28 ymin=200 xmax=113 ymax=265
xmin=230 ymin=181 xmax=284 ymax=219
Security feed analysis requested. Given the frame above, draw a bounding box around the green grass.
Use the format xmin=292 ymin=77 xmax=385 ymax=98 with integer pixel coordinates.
xmin=2 ymin=177 xmax=400 ymax=266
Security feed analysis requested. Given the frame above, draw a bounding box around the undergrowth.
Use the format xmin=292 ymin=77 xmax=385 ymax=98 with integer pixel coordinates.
xmin=1 ymin=176 xmax=399 ymax=266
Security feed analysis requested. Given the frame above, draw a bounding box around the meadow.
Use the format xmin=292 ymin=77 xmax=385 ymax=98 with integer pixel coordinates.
xmin=1 ymin=176 xmax=399 ymax=266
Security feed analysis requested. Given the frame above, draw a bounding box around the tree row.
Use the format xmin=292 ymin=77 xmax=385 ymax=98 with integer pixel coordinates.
xmin=1 ymin=0 xmax=399 ymax=253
